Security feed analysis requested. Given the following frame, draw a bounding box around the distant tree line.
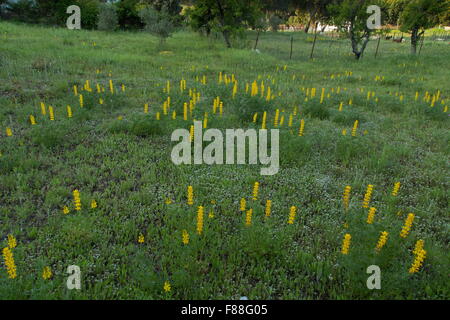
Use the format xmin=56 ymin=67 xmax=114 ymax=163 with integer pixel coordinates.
xmin=1 ymin=0 xmax=449 ymax=57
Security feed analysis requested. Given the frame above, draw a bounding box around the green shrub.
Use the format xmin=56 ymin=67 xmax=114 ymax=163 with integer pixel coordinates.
xmin=97 ymin=3 xmax=118 ymax=31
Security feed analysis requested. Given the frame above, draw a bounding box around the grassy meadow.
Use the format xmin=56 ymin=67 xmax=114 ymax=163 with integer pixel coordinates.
xmin=0 ymin=21 xmax=449 ymax=299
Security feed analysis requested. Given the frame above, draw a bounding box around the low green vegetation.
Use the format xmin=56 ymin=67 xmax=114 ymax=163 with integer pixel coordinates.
xmin=0 ymin=21 xmax=448 ymax=299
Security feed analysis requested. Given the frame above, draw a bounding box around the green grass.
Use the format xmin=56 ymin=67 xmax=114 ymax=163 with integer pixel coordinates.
xmin=0 ymin=22 xmax=449 ymax=299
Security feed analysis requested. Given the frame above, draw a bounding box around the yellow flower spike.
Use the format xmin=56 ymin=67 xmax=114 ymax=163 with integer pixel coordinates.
xmin=187 ymin=186 xmax=194 ymax=205
xmin=156 ymin=112 xmax=160 ymax=120
xmin=40 ymin=102 xmax=46 ymax=115
xmin=413 ymin=239 xmax=424 ymax=256
xmin=343 ymin=186 xmax=351 ymax=210
xmin=138 ymin=234 xmax=145 ymax=243
xmin=400 ymin=213 xmax=415 ymax=238
xmin=342 ymin=129 xmax=347 ymax=135
xmin=265 ymin=200 xmax=272 ymax=218
xmin=163 ymin=281 xmax=171 ymax=292
xmin=208 ymin=209 xmax=214 ymax=219
xmin=7 ymin=234 xmax=16 ymax=249
xmin=73 ymin=189 xmax=81 ymax=211
xmin=239 ymin=198 xmax=246 ymax=212
xmin=109 ymin=79 xmax=114 ymax=94
xmin=252 ymin=182 xmax=259 ymax=201
xmin=29 ymin=115 xmax=36 ymax=125
xmin=79 ymin=94 xmax=84 ymax=108
xmin=63 ymin=206 xmax=70 ymax=215
xmin=261 ymin=111 xmax=267 ymax=129
xmin=144 ymin=103 xmax=149 ymax=114
xmin=408 ymin=249 xmax=426 ymax=273
xmin=2 ymin=247 xmax=17 ymax=279
xmin=366 ymin=207 xmax=377 ymax=224
xmin=351 ymin=120 xmax=359 ymax=136
xmin=362 ymin=184 xmax=374 ymax=208
xmin=6 ymin=127 xmax=13 ymax=137
xmin=165 ymin=198 xmax=172 ymax=205
xmin=48 ymin=106 xmax=54 ymax=121
xmin=338 ymin=102 xmax=343 ymax=112
xmin=42 ymin=266 xmax=52 ymax=280
xmin=73 ymin=85 xmax=78 ymax=96
xmin=288 ymin=206 xmax=297 ymax=224
xmin=298 ymin=119 xmax=305 ymax=136
xmin=375 ymin=231 xmax=389 ymax=252
xmin=173 ymin=110 xmax=177 ymax=120
xmin=91 ymin=199 xmax=97 ymax=209
xmin=183 ymin=102 xmax=188 ymax=120
xmin=189 ymin=125 xmax=194 ymax=142
xmin=197 ymin=206 xmax=204 ymax=235
xmin=67 ymin=105 xmax=73 ymax=118
xmin=182 ymin=230 xmax=189 ymax=244
xmin=288 ymin=114 xmax=293 ymax=127
xmin=392 ymin=182 xmax=401 ymax=196
xmin=245 ymin=208 xmax=253 ymax=226
xmin=341 ymin=233 xmax=351 ymax=255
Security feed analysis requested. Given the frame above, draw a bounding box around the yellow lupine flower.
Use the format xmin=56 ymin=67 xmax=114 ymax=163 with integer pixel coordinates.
xmin=392 ymin=182 xmax=401 ymax=196
xmin=163 ymin=281 xmax=171 ymax=292
xmin=40 ymin=102 xmax=46 ymax=115
xmin=341 ymin=233 xmax=351 ymax=255
xmin=288 ymin=206 xmax=297 ymax=224
xmin=351 ymin=120 xmax=359 ymax=136
xmin=367 ymin=207 xmax=377 ymax=224
xmin=63 ymin=206 xmax=70 ymax=215
xmin=138 ymin=234 xmax=145 ymax=243
xmin=7 ymin=234 xmax=17 ymax=249
xmin=91 ymin=199 xmax=97 ymax=209
xmin=182 ymin=230 xmax=189 ymax=245
xmin=409 ymin=249 xmax=426 ymax=273
xmin=265 ymin=200 xmax=272 ymax=218
xmin=245 ymin=208 xmax=253 ymax=226
xmin=42 ymin=266 xmax=52 ymax=280
xmin=197 ymin=206 xmax=204 ymax=235
xmin=298 ymin=119 xmax=305 ymax=136
xmin=2 ymin=247 xmax=17 ymax=279
xmin=413 ymin=240 xmax=424 ymax=256
xmin=6 ymin=127 xmax=13 ymax=137
xmin=400 ymin=213 xmax=415 ymax=238
xmin=252 ymin=182 xmax=259 ymax=201
xmin=73 ymin=189 xmax=81 ymax=211
xmin=67 ymin=105 xmax=73 ymax=118
xmin=362 ymin=184 xmax=374 ymax=208
xmin=239 ymin=198 xmax=246 ymax=212
xmin=30 ymin=115 xmax=36 ymax=125
xmin=342 ymin=186 xmax=351 ymax=210
xmin=375 ymin=231 xmax=388 ymax=252
xmin=187 ymin=186 xmax=194 ymax=205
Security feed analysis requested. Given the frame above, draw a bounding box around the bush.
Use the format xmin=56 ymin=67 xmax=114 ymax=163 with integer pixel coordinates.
xmin=139 ymin=5 xmax=176 ymax=45
xmin=269 ymin=15 xmax=282 ymax=32
xmin=97 ymin=3 xmax=118 ymax=31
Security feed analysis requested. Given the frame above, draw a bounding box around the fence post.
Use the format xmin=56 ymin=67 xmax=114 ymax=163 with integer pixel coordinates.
xmin=289 ymin=35 xmax=294 ymax=59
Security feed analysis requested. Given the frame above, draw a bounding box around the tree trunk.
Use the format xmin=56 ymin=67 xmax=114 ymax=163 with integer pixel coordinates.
xmin=411 ymin=27 xmax=418 ymax=54
xmin=350 ymin=24 xmax=370 ymax=60
xmin=304 ymin=19 xmax=311 ymax=33
xmin=215 ymin=0 xmax=232 ymax=48
xmin=222 ymin=30 xmax=232 ymax=48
